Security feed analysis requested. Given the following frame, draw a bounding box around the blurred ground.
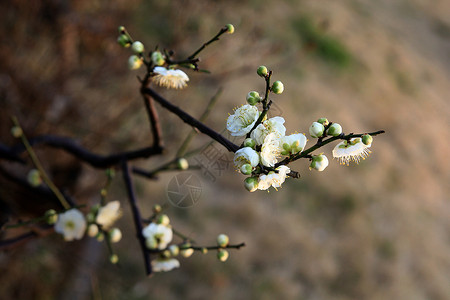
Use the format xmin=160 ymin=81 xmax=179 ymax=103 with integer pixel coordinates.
xmin=0 ymin=0 xmax=449 ymax=299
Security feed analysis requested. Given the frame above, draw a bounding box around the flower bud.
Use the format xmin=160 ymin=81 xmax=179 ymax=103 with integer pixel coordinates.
xmin=10 ymin=126 xmax=23 ymax=138
xmin=27 ymin=169 xmax=42 ymax=187
xmin=243 ymin=138 xmax=256 ymax=149
xmin=362 ymin=134 xmax=373 ymax=146
xmin=128 ymin=55 xmax=143 ymax=70
xmin=118 ymin=26 xmax=126 ymax=33
xmin=169 ymin=244 xmax=180 ymax=256
xmin=217 ymin=249 xmax=229 ymax=262
xmin=100 ymin=188 xmax=107 ymax=197
xmin=109 ymin=228 xmax=122 ymax=243
xmin=244 ymin=177 xmax=258 ymax=192
xmin=240 ymin=164 xmax=252 ymax=175
xmin=117 ymin=34 xmax=131 ymax=48
xmin=317 ymin=118 xmax=329 ymax=126
xmin=151 ymin=51 xmax=165 ymax=66
xmin=96 ymin=232 xmax=105 ymax=242
xmin=87 ymin=224 xmax=99 ymax=237
xmin=45 ymin=209 xmax=58 ymax=225
xmin=246 ymin=91 xmax=261 ymax=105
xmin=156 ymin=214 xmax=170 ymax=226
xmin=257 ymin=65 xmax=268 ymax=77
xmin=152 ymin=204 xmax=162 ymax=214
xmin=225 ymin=24 xmax=234 ymax=34
xmin=161 ymin=250 xmax=171 ymax=258
xmin=271 ymin=81 xmax=284 ymax=94
xmin=131 ymin=41 xmax=144 ymax=54
xmin=180 ymin=247 xmax=194 ymax=258
xmin=145 ymin=237 xmax=157 ymax=249
xmin=176 ymin=157 xmax=189 ymax=170
xmin=309 ymin=154 xmax=329 ymax=172
xmin=217 ymin=234 xmax=229 ymax=247
xmin=326 ymin=123 xmax=342 ymax=137
xmin=309 ymin=122 xmax=325 ymax=138
xmin=110 ymin=254 xmax=119 ymax=264
xmin=201 ymin=247 xmax=208 ymax=254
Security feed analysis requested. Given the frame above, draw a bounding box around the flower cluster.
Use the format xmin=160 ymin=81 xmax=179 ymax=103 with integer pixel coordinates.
xmin=227 ymin=66 xmax=378 ymax=192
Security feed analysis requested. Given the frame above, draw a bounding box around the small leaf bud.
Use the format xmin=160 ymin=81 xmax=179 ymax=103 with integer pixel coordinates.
xmin=362 ymin=134 xmax=373 ymax=146
xmin=326 ymin=123 xmax=342 ymax=137
xmin=128 ymin=55 xmax=143 ymax=70
xmin=45 ymin=209 xmax=58 ymax=225
xmin=217 ymin=234 xmax=229 ymax=247
xmin=152 ymin=204 xmax=162 ymax=214
xmin=117 ymin=34 xmax=131 ymax=48
xmin=217 ymin=249 xmax=229 ymax=262
xmin=257 ymin=65 xmax=269 ymax=77
xmin=131 ymin=41 xmax=144 ymax=54
xmin=110 ymin=254 xmax=119 ymax=264
xmin=244 ymin=177 xmax=258 ymax=192
xmin=309 ymin=154 xmax=329 ymax=172
xmin=169 ymin=244 xmax=180 ymax=256
xmin=309 ymin=122 xmax=325 ymax=138
xmin=317 ymin=118 xmax=329 ymax=126
xmin=201 ymin=247 xmax=208 ymax=254
xmin=243 ymin=138 xmax=256 ymax=149
xmin=180 ymin=247 xmax=194 ymax=258
xmin=225 ymin=24 xmax=234 ymax=34
xmin=10 ymin=126 xmax=23 ymax=138
xmin=27 ymin=169 xmax=42 ymax=187
xmin=156 ymin=214 xmax=170 ymax=226
xmin=108 ymin=228 xmax=122 ymax=243
xmin=176 ymin=158 xmax=189 ymax=170
xmin=87 ymin=224 xmax=99 ymax=237
xmin=151 ymin=51 xmax=165 ymax=66
xmin=271 ymin=81 xmax=284 ymax=94
xmin=240 ymin=164 xmax=252 ymax=175
xmin=246 ymin=91 xmax=261 ymax=105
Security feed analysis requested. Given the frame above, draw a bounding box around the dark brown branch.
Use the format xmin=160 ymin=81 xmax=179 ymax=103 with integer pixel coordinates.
xmin=0 ymin=142 xmax=25 ymax=163
xmin=142 ymin=87 xmax=239 ymax=153
xmin=8 ymin=135 xmax=163 ymax=169
xmin=141 ymin=92 xmax=164 ymax=149
xmin=0 ymin=225 xmax=53 ymax=251
xmin=121 ymin=160 xmax=152 ymax=276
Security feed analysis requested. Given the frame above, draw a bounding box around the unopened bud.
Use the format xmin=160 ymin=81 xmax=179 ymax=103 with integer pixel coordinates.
xmin=244 ymin=177 xmax=258 ymax=192
xmin=217 ymin=234 xmax=229 ymax=247
xmin=225 ymin=24 xmax=234 ymax=34
xmin=309 ymin=154 xmax=329 ymax=172
xmin=45 ymin=209 xmax=58 ymax=225
xmin=131 ymin=41 xmax=144 ymax=54
xmin=317 ymin=118 xmax=329 ymax=126
xmin=156 ymin=214 xmax=170 ymax=226
xmin=327 ymin=123 xmax=342 ymax=137
xmin=87 ymin=224 xmax=99 ymax=237
xmin=176 ymin=158 xmax=189 ymax=170
xmin=309 ymin=122 xmax=325 ymax=138
xmin=272 ymin=81 xmax=284 ymax=94
xmin=117 ymin=34 xmax=131 ymax=48
xmin=151 ymin=51 xmax=165 ymax=66
xmin=362 ymin=134 xmax=373 ymax=146
xmin=11 ymin=126 xmax=23 ymax=138
xmin=243 ymin=138 xmax=256 ymax=149
xmin=246 ymin=91 xmax=261 ymax=105
xmin=180 ymin=247 xmax=194 ymax=258
xmin=217 ymin=249 xmax=229 ymax=262
xmin=152 ymin=204 xmax=162 ymax=214
xmin=240 ymin=164 xmax=252 ymax=175
xmin=108 ymin=228 xmax=122 ymax=243
xmin=257 ymin=65 xmax=268 ymax=77
xmin=110 ymin=254 xmax=119 ymax=264
xmin=128 ymin=55 xmax=143 ymax=70
xmin=169 ymin=244 xmax=180 ymax=256
xmin=27 ymin=169 xmax=42 ymax=187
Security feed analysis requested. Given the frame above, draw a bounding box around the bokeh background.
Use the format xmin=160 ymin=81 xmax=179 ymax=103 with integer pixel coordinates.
xmin=1 ymin=0 xmax=450 ymax=299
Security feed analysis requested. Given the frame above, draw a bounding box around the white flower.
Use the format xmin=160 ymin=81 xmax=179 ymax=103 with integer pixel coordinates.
xmin=142 ymin=222 xmax=173 ymax=250
xmin=250 ymin=116 xmax=286 ymax=145
xmin=260 ymin=133 xmax=283 ymax=167
xmin=54 ymin=209 xmax=87 ymax=241
xmin=281 ymin=133 xmax=307 ymax=155
xmin=226 ymin=105 xmax=259 ymax=137
xmin=257 ymin=165 xmax=290 ymax=191
xmin=332 ymin=138 xmax=372 ymax=165
xmin=151 ymin=258 xmax=180 ymax=272
xmin=96 ymin=201 xmax=122 ymax=229
xmin=309 ymin=154 xmax=329 ymax=171
xmin=153 ymin=67 xmax=189 ymax=89
xmin=234 ymin=147 xmax=260 ymax=169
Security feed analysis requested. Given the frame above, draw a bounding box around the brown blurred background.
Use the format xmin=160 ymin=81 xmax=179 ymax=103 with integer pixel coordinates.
xmin=1 ymin=0 xmax=450 ymax=299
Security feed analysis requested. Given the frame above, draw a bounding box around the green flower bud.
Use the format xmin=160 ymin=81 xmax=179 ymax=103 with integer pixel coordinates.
xmin=246 ymin=91 xmax=261 ymax=106
xmin=201 ymin=247 xmax=208 ymax=254
xmin=118 ymin=26 xmax=125 ymax=33
xmin=117 ymin=34 xmax=131 ymax=48
xmin=240 ymin=164 xmax=252 ymax=175
xmin=217 ymin=249 xmax=229 ymax=262
xmin=110 ymin=254 xmax=119 ymax=264
xmin=10 ymin=126 xmax=23 ymax=138
xmin=156 ymin=214 xmax=170 ymax=226
xmin=169 ymin=244 xmax=180 ymax=256
xmin=243 ymin=138 xmax=256 ymax=149
xmin=108 ymin=228 xmax=122 ymax=243
xmin=326 ymin=123 xmax=342 ymax=137
xmin=87 ymin=224 xmax=99 ymax=237
xmin=225 ymin=24 xmax=234 ymax=34
xmin=244 ymin=177 xmax=258 ymax=192
xmin=362 ymin=134 xmax=373 ymax=145
xmin=176 ymin=158 xmax=189 ymax=170
xmin=271 ymin=81 xmax=284 ymax=94
xmin=217 ymin=234 xmax=229 ymax=247
xmin=128 ymin=55 xmax=143 ymax=70
xmin=131 ymin=41 xmax=144 ymax=54
xmin=309 ymin=154 xmax=329 ymax=172
xmin=309 ymin=122 xmax=325 ymax=138
xmin=152 ymin=204 xmax=162 ymax=214
xmin=45 ymin=209 xmax=58 ymax=225
xmin=27 ymin=169 xmax=42 ymax=187
xmin=317 ymin=118 xmax=329 ymax=126
xmin=257 ymin=65 xmax=268 ymax=77
xmin=151 ymin=51 xmax=165 ymax=66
